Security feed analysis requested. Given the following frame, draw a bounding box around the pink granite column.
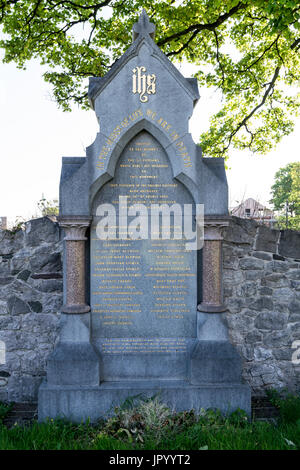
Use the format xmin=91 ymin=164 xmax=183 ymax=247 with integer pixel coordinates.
xmin=58 ymin=216 xmax=92 ymax=314
xmin=198 ymin=217 xmax=229 ymax=313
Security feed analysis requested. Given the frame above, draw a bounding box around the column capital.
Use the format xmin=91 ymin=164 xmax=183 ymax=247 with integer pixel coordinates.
xmin=203 ymin=216 xmax=230 ymax=241
xmin=58 ymin=216 xmax=92 ymax=241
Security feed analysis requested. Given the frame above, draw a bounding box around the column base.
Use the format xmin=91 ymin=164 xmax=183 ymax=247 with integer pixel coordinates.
xmin=46 ymin=342 xmax=100 ymax=386
xmin=197 ymin=303 xmax=227 ymax=313
xmin=61 ymin=304 xmax=91 ymax=314
xmin=190 ymin=340 xmax=243 ymax=385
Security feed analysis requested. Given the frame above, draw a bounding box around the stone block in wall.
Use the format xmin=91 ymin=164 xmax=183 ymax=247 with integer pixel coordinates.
xmin=259 ymin=287 xmax=273 ymax=296
xmin=17 ymin=270 xmax=31 ymax=281
xmin=290 ymin=322 xmax=300 ymax=340
xmin=239 ymin=257 xmax=264 ymax=270
xmin=31 ymin=279 xmax=63 ymax=293
xmin=0 ymin=276 xmax=14 ymax=286
xmin=10 ymin=248 xmax=33 ymax=273
xmin=286 ymin=269 xmax=300 ymax=280
xmin=0 ymin=258 xmax=11 ymax=275
xmin=0 ymin=229 xmax=24 ymax=256
xmin=255 ymin=225 xmax=280 ymax=252
xmin=273 ymin=349 xmax=293 ymax=360
xmin=253 ymin=347 xmax=273 ymax=361
xmin=279 ymin=230 xmax=300 ymax=259
xmin=264 ymin=330 xmax=292 ymax=348
xmin=239 ymin=281 xmax=258 ymax=297
xmin=252 ymin=251 xmax=273 ymax=261
xmin=272 ymin=287 xmax=295 ymax=303
xmin=29 ymin=246 xmax=62 ymax=273
xmin=254 ymin=311 xmax=288 ymax=330
xmin=223 ymin=216 xmax=258 ymax=245
xmin=7 ymin=373 xmax=43 ymax=402
xmin=265 ymin=260 xmax=289 ymax=274
xmin=290 ymin=280 xmax=300 ymax=290
xmin=0 ymin=300 xmax=7 ymax=315
xmin=245 ymin=330 xmax=263 ymax=343
xmin=25 ymin=217 xmax=59 ymax=247
xmin=288 ymin=299 xmax=300 ymax=314
xmin=244 ymin=270 xmax=264 ymax=281
xmin=249 ymin=297 xmax=274 ymax=311
xmin=7 ymin=296 xmax=30 ymax=315
xmin=261 ymin=273 xmax=289 ymax=288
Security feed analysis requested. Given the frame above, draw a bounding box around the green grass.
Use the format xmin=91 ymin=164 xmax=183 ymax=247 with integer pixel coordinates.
xmin=267 ymin=389 xmax=300 ymax=425
xmin=0 ymin=394 xmax=300 ymax=450
xmin=0 ymin=402 xmax=12 ymax=423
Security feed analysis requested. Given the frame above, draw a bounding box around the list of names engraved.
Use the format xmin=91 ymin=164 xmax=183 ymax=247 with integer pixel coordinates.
xmin=91 ymin=131 xmax=197 ymax=351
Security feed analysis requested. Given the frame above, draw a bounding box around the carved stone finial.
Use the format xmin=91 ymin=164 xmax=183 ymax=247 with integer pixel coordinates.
xmin=132 ymin=9 xmax=155 ymax=41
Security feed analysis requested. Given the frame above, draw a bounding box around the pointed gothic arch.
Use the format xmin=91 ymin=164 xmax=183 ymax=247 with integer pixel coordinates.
xmin=89 ymin=118 xmax=198 ymax=208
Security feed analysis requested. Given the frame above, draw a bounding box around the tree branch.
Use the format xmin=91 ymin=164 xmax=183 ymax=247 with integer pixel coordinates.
xmin=291 ymin=38 xmax=300 ymax=50
xmin=157 ymin=2 xmax=245 ymax=47
xmin=25 ymin=0 xmax=42 ymax=25
xmin=46 ymin=0 xmax=112 ymax=12
xmin=217 ymin=65 xmax=281 ymax=155
xmin=240 ymin=35 xmax=280 ymax=72
xmin=213 ymin=29 xmax=225 ymax=87
xmin=166 ymin=28 xmax=199 ymax=57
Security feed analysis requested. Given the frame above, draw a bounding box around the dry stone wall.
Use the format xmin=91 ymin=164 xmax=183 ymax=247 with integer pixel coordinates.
xmin=223 ymin=217 xmax=300 ymax=394
xmin=0 ymin=216 xmax=299 ymax=402
xmin=0 ymin=217 xmax=62 ymax=402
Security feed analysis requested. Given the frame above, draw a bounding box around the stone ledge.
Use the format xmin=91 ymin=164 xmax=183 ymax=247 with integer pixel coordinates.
xmin=38 ymin=381 xmax=251 ymax=422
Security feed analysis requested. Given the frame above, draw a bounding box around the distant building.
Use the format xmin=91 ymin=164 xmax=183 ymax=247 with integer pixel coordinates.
xmin=0 ymin=217 xmax=7 ymax=230
xmin=231 ymin=198 xmax=275 ymax=227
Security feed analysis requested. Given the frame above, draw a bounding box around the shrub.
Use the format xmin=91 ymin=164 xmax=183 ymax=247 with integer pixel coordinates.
xmin=267 ymin=389 xmax=300 ymax=424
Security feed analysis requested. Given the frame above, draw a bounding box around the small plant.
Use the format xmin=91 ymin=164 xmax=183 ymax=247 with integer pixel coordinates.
xmin=9 ymin=216 xmax=26 ymax=233
xmin=37 ymin=197 xmax=59 ymax=217
xmin=227 ymin=408 xmax=249 ymax=427
xmin=101 ymin=396 xmax=173 ymax=444
xmin=267 ymin=389 xmax=300 ymax=424
xmin=0 ymin=402 xmax=12 ymax=423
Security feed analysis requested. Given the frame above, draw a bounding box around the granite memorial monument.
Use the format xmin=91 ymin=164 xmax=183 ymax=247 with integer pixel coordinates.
xmin=38 ymin=11 xmax=251 ymax=422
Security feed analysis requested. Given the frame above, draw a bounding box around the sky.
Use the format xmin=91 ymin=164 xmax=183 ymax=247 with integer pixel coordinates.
xmin=0 ymin=56 xmax=299 ymax=227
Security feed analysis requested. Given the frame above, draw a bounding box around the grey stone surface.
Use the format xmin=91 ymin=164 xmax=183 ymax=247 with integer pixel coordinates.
xmin=249 ymin=297 xmax=274 ymax=311
xmin=46 ymin=314 xmax=100 ymax=386
xmin=47 ymin=343 xmax=100 ymax=386
xmin=279 ymin=230 xmax=300 ymax=259
xmin=223 ymin=216 xmax=257 ymax=245
xmin=288 ymin=299 xmax=300 ymax=313
xmin=255 ymin=225 xmax=280 ymax=252
xmin=7 ymin=296 xmax=30 ymax=315
xmin=223 ymin=217 xmax=300 ymax=395
xmin=91 ymin=132 xmax=197 ymax=348
xmin=0 ymin=218 xmax=62 ymax=402
xmin=0 ymin=229 xmax=23 ymax=255
xmin=38 ymin=381 xmax=251 ymax=422
xmin=239 ymin=257 xmax=265 ymax=270
xmin=254 ymin=311 xmax=288 ymax=330
xmin=190 ymin=340 xmax=243 ymax=384
xmin=25 ymin=217 xmax=59 ymax=247
xmin=252 ymin=251 xmax=273 ymax=261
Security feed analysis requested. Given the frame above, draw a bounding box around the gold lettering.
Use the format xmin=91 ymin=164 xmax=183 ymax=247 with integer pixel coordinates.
xmin=132 ymin=67 xmax=156 ymax=102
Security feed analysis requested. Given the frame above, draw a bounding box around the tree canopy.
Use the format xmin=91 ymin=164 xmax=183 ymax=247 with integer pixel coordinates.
xmin=270 ymin=162 xmax=300 ymax=229
xmin=0 ymin=0 xmax=299 ymax=158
